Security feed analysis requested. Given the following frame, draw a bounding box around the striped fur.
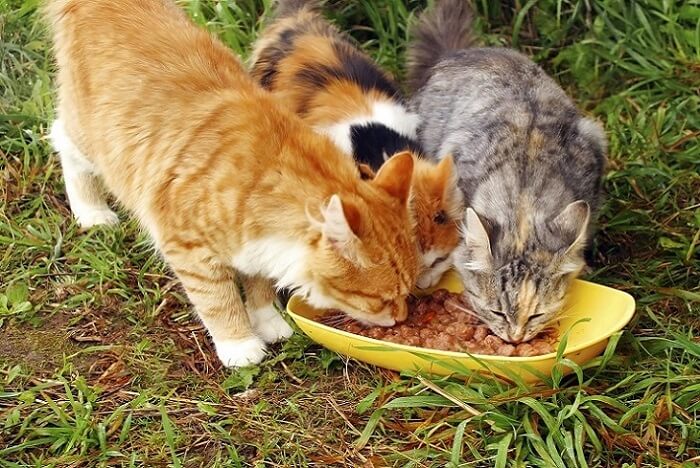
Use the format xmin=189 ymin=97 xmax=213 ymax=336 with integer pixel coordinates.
xmin=251 ymin=0 xmax=464 ymax=290
xmin=45 ymin=0 xmax=419 ymax=367
xmin=409 ymin=0 xmax=607 ymax=343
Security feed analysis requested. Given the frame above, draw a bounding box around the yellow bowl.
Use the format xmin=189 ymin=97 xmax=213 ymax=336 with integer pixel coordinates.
xmin=286 ymin=270 xmax=636 ymax=383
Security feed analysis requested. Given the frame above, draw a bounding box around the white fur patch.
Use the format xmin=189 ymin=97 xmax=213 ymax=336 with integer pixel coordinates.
xmin=249 ymin=304 xmax=294 ymax=344
xmin=416 ymin=249 xmax=453 ymax=289
xmin=49 ymin=120 xmax=95 ymax=173
xmin=214 ymin=335 xmax=267 ymax=368
xmin=316 ymin=100 xmax=421 ymax=156
xmin=232 ymin=237 xmax=312 ymax=293
xmin=370 ymin=101 xmax=421 ymax=138
xmin=73 ymin=208 xmax=120 ymax=228
xmin=318 ymin=122 xmax=355 ymax=155
xmin=50 ymin=119 xmax=119 ymax=228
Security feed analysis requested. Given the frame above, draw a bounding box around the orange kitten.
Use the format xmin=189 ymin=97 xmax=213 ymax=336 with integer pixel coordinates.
xmin=45 ymin=0 xmax=418 ymax=367
xmin=250 ymin=0 xmax=464 ymax=288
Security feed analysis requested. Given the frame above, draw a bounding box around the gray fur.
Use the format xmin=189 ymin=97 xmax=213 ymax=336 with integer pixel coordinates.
xmin=274 ymin=0 xmax=320 ymax=17
xmin=406 ymin=0 xmax=475 ymax=93
xmin=409 ymin=0 xmax=607 ymax=343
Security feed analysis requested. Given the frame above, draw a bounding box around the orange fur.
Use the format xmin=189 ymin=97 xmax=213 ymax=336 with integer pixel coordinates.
xmin=412 ymin=155 xmax=463 ymax=256
xmin=251 ymin=4 xmax=464 ymax=288
xmin=45 ymin=0 xmax=418 ymax=367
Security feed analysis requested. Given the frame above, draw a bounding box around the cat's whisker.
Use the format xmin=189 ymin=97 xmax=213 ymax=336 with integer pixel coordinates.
xmin=450 ymin=302 xmax=483 ymax=321
xmin=409 ymin=0 xmax=605 ymax=354
xmin=320 ymin=311 xmax=361 ymax=329
xmin=323 ymin=316 xmax=348 ymax=325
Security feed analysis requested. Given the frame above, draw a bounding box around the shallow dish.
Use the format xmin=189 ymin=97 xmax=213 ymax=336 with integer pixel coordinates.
xmin=286 ymin=271 xmax=635 ymax=383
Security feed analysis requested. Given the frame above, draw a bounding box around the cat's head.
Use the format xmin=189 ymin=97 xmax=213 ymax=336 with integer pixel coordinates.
xmin=411 ymin=154 xmax=464 ymax=288
xmin=305 ymin=151 xmax=419 ymax=326
xmin=454 ymin=202 xmax=590 ymax=342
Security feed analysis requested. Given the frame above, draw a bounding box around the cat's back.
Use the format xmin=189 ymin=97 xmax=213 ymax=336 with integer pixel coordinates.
xmin=414 ymin=47 xmax=573 ymax=153
xmin=414 ymin=47 xmax=606 ymax=214
xmin=50 ymin=0 xmax=251 ymax=115
xmin=48 ymin=0 xmax=273 ymax=218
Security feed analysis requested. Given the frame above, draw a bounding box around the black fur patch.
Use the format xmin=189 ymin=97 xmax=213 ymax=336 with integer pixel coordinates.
xmin=350 ymin=123 xmax=423 ymax=170
xmin=255 ymin=27 xmax=302 ymax=89
xmin=293 ymin=42 xmax=401 ymax=107
xmin=332 ymin=41 xmax=401 ymax=99
xmin=276 ymin=288 xmax=295 ymax=309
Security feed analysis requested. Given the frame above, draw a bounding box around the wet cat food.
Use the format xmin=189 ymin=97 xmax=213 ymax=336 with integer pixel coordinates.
xmin=319 ymin=289 xmax=557 ymax=357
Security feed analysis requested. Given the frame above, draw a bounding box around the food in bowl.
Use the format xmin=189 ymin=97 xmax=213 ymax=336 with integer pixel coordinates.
xmin=319 ymin=289 xmax=558 ymax=357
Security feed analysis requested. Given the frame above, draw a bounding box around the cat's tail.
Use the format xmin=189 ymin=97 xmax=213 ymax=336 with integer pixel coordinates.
xmin=274 ymin=0 xmax=321 ymax=17
xmin=407 ymin=0 xmax=475 ymax=92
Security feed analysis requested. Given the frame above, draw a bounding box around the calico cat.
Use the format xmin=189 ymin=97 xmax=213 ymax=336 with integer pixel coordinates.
xmin=250 ymin=0 xmax=463 ymax=289
xmin=408 ymin=0 xmax=607 ymax=343
xmin=45 ymin=0 xmax=419 ymax=367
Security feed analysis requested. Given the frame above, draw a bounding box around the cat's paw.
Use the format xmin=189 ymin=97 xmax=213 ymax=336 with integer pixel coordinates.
xmin=75 ymin=208 xmax=119 ymax=229
xmin=250 ymin=305 xmax=294 ymax=344
xmin=214 ymin=335 xmax=267 ymax=367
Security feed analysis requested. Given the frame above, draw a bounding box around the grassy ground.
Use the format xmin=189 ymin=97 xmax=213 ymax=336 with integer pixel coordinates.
xmin=1 ymin=0 xmax=698 ymax=466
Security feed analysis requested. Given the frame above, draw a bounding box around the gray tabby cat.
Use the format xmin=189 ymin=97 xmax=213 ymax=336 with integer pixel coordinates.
xmin=407 ymin=0 xmax=607 ymax=343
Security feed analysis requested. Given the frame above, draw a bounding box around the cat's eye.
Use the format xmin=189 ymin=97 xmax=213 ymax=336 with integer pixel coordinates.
xmin=528 ymin=313 xmax=545 ymax=322
xmin=490 ymin=310 xmax=506 ymax=319
xmin=433 ymin=210 xmax=448 ymax=225
xmin=430 ymin=255 xmax=448 ymax=267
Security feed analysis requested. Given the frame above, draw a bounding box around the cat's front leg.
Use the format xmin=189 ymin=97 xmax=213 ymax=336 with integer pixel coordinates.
xmin=242 ymin=275 xmax=294 ymax=344
xmin=164 ymin=248 xmax=267 ymax=367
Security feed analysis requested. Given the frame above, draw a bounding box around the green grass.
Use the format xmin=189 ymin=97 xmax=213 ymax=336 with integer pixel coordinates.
xmin=1 ymin=0 xmax=698 ymax=465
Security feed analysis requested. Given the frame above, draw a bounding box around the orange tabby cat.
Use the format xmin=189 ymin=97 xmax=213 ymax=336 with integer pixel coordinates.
xmin=45 ymin=0 xmax=418 ymax=367
xmin=250 ymin=0 xmax=464 ymax=288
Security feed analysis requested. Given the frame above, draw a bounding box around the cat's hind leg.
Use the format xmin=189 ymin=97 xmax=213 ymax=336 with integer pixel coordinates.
xmin=243 ymin=275 xmax=294 ymax=344
xmin=49 ymin=119 xmax=119 ymax=228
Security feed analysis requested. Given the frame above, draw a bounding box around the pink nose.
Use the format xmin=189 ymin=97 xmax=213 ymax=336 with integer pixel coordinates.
xmin=508 ymin=328 xmax=526 ymax=343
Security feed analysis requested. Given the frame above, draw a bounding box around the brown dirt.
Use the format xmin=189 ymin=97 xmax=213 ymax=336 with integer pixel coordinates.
xmin=0 ymin=312 xmax=82 ymax=373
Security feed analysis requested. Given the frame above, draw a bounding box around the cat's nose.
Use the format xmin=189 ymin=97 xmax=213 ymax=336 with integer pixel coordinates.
xmin=507 ymin=327 xmax=526 ymax=343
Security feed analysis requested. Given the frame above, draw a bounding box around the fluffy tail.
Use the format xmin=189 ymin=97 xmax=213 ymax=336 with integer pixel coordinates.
xmin=407 ymin=0 xmax=475 ymax=92
xmin=274 ymin=0 xmax=321 ymax=17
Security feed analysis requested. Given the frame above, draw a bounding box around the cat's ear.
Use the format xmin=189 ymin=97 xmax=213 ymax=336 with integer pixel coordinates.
xmin=321 ymin=195 xmax=364 ymax=261
xmin=551 ymin=200 xmax=590 ymax=273
xmin=463 ymin=208 xmax=492 ymax=270
xmin=436 ymin=154 xmax=461 ymax=200
xmin=358 ymin=163 xmax=376 ymax=180
xmin=372 ymin=151 xmax=414 ymax=205
xmin=436 ymin=154 xmax=455 ymax=184
xmin=551 ymin=200 xmax=590 ymax=250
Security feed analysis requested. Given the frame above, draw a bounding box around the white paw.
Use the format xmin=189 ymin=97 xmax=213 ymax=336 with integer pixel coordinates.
xmin=416 ymin=270 xmax=442 ymax=289
xmin=249 ymin=304 xmax=294 ymax=344
xmin=75 ymin=207 xmax=119 ymax=228
xmin=214 ymin=335 xmax=267 ymax=368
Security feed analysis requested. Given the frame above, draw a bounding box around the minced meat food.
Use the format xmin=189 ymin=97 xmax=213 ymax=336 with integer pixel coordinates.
xmin=319 ymin=289 xmax=557 ymax=357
